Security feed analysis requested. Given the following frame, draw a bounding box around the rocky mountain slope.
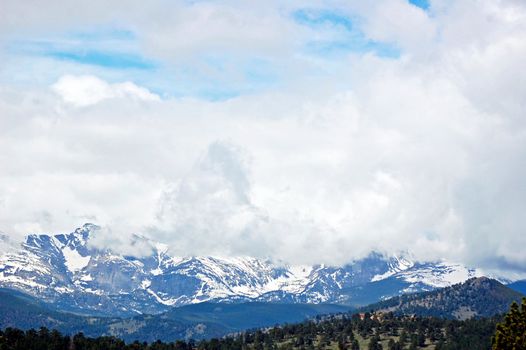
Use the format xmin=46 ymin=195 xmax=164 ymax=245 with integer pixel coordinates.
xmin=0 ymin=224 xmax=484 ymax=316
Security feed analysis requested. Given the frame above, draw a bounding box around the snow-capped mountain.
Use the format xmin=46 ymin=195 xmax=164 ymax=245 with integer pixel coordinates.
xmin=0 ymin=224 xmax=483 ymax=316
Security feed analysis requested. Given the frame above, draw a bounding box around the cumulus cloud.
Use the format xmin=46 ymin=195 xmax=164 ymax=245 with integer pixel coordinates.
xmin=52 ymin=75 xmax=160 ymax=107
xmin=151 ymin=141 xmax=267 ymax=256
xmin=0 ymin=0 xmax=525 ymax=275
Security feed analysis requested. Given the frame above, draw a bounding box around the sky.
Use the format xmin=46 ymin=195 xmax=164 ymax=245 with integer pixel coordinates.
xmin=0 ymin=0 xmax=526 ymax=276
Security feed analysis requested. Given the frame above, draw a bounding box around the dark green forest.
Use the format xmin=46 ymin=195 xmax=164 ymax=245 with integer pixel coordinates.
xmin=0 ymin=312 xmax=503 ymax=350
xmin=3 ymin=295 xmax=526 ymax=350
xmin=492 ymin=298 xmax=526 ymax=349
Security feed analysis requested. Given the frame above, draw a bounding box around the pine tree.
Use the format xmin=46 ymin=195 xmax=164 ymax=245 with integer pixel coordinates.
xmin=492 ymin=297 xmax=526 ymax=349
xmin=368 ymin=335 xmax=382 ymax=350
xmin=417 ymin=330 xmax=426 ymax=347
xmin=398 ymin=330 xmax=407 ymax=347
xmin=408 ymin=338 xmax=418 ymax=350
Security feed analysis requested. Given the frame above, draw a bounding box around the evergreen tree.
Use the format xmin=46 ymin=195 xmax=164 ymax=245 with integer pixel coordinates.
xmin=492 ymin=297 xmax=526 ymax=349
xmin=417 ymin=329 xmax=426 ymax=347
xmin=367 ymin=335 xmax=382 ymax=350
xmin=337 ymin=337 xmax=347 ymax=350
xmin=398 ymin=330 xmax=407 ymax=348
xmin=408 ymin=338 xmax=418 ymax=350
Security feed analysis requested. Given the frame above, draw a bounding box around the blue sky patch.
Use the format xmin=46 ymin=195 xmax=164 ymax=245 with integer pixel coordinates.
xmin=68 ymin=28 xmax=137 ymax=41
xmin=408 ymin=0 xmax=430 ymax=10
xmin=165 ymin=54 xmax=279 ymax=100
xmin=304 ymin=37 xmax=400 ymax=59
xmin=293 ymin=9 xmax=353 ymax=31
xmin=293 ymin=8 xmax=400 ymax=59
xmin=8 ymin=28 xmax=156 ymax=70
xmin=47 ymin=50 xmax=156 ymax=70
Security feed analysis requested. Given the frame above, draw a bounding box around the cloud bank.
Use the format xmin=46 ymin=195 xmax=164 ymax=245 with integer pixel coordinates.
xmin=0 ymin=0 xmax=525 ymax=275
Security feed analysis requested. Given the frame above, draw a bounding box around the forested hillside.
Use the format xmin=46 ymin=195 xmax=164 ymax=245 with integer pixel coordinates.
xmin=0 ymin=312 xmax=501 ymax=350
xmin=0 ymin=288 xmax=349 ymax=342
xmin=360 ymin=277 xmax=523 ymax=320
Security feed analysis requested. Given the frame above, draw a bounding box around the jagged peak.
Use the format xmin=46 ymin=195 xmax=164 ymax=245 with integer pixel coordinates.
xmin=74 ymin=223 xmax=99 ymax=238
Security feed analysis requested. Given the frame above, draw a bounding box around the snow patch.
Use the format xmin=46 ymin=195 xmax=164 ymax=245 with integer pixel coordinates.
xmin=80 ymin=274 xmax=93 ymax=281
xmin=151 ymin=268 xmax=163 ymax=276
xmin=62 ymin=246 xmax=91 ymax=272
xmin=141 ymin=279 xmax=151 ymax=289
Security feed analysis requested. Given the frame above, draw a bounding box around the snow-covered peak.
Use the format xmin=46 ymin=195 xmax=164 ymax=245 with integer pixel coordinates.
xmin=397 ymin=261 xmax=481 ymax=288
xmin=371 ymin=254 xmax=415 ymax=282
xmin=0 ymin=224 xmax=511 ymax=316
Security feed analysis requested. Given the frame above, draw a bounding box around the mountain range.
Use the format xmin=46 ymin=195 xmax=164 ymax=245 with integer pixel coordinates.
xmin=0 ymin=224 xmax=494 ymax=317
xmin=0 ymin=277 xmax=522 ymax=342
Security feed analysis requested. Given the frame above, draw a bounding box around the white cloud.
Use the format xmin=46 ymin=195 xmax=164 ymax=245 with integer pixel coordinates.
xmin=0 ymin=0 xmax=525 ymax=274
xmin=52 ymin=75 xmax=160 ymax=107
xmin=347 ymin=0 xmax=437 ymax=54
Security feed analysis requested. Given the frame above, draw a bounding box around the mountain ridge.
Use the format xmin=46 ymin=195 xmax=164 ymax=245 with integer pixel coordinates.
xmin=0 ymin=277 xmax=522 ymax=343
xmin=0 ymin=224 xmax=489 ymax=316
